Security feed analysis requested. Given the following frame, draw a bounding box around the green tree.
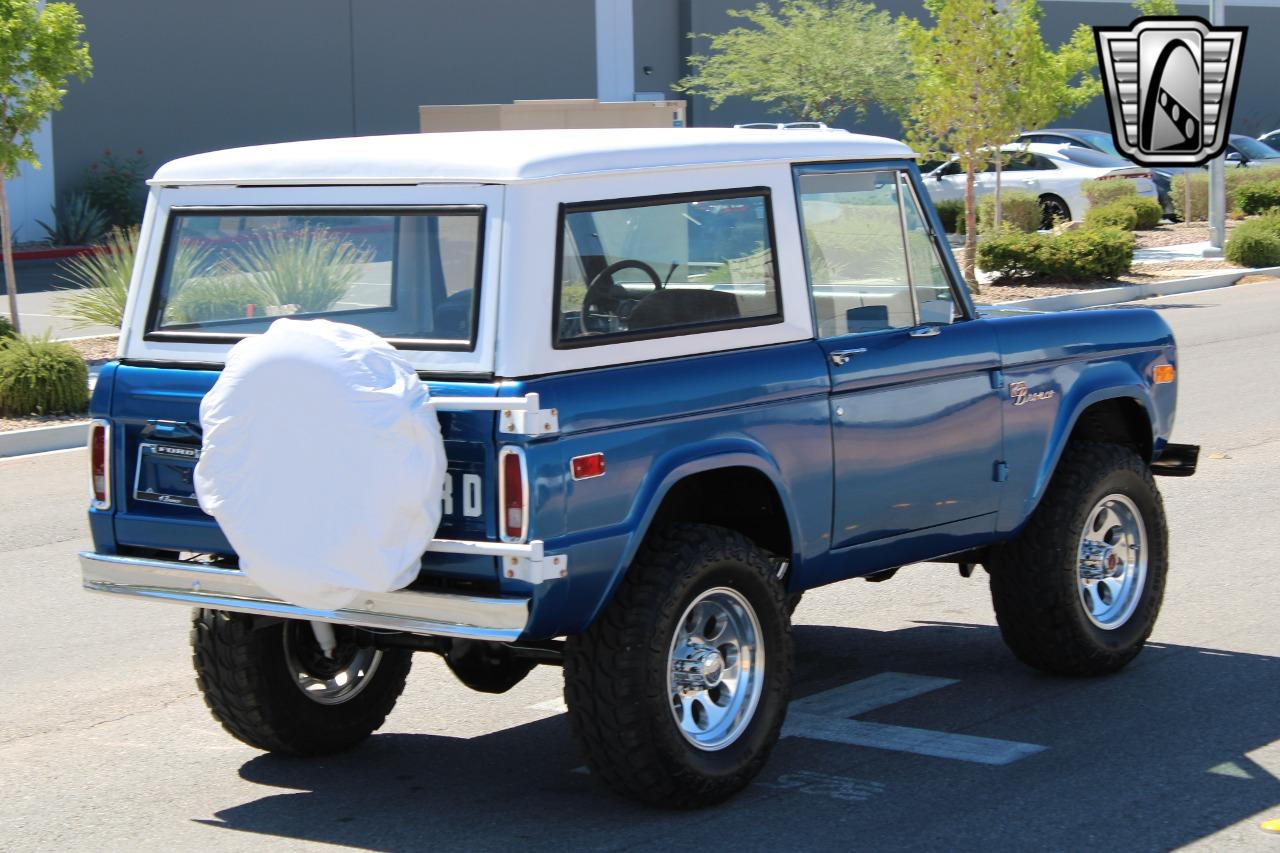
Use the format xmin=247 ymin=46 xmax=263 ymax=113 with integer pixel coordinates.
xmin=675 ymin=0 xmax=913 ymax=125
xmin=901 ymin=0 xmax=1100 ymax=286
xmin=0 ymin=0 xmax=92 ymax=333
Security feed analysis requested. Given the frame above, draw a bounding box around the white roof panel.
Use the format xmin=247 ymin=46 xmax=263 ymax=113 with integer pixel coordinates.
xmin=151 ymin=128 xmax=916 ymax=186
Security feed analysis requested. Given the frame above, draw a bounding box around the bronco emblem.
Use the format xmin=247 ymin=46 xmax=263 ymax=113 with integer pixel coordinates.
xmin=1094 ymin=16 xmax=1246 ymax=167
xmin=1009 ymin=381 xmax=1056 ymax=406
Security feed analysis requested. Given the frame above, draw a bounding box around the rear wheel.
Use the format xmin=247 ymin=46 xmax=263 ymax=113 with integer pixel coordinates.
xmin=563 ymin=523 xmax=792 ymax=807
xmin=987 ymin=441 xmax=1168 ymax=675
xmin=1040 ymin=194 xmax=1072 ymax=228
xmin=191 ymin=610 xmax=412 ymax=754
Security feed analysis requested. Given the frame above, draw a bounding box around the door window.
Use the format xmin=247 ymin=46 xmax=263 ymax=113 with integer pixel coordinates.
xmin=796 ymin=169 xmax=960 ymax=337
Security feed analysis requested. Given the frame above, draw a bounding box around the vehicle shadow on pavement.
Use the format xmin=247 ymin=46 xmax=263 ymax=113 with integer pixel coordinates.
xmin=197 ymin=621 xmax=1280 ymax=852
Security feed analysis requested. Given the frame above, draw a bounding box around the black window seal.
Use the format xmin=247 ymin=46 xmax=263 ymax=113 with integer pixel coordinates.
xmin=551 ymin=186 xmax=784 ymax=350
xmin=143 ymin=205 xmax=486 ymax=352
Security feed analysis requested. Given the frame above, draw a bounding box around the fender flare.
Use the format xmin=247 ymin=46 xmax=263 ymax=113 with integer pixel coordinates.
xmin=578 ymin=438 xmax=801 ymax=630
xmin=1022 ymin=383 xmax=1154 ymax=523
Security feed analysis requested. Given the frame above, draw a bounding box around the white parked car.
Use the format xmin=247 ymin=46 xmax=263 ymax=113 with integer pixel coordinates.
xmin=923 ymin=143 xmax=1159 ymax=227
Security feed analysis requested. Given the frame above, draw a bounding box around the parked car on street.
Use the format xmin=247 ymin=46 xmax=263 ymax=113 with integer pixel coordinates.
xmin=1017 ymin=128 xmax=1176 ymax=217
xmin=924 ymin=142 xmax=1159 ymax=228
xmin=1258 ymin=130 xmax=1280 ymax=151
xmin=1227 ymin=134 xmax=1280 ymax=167
xmin=80 ymin=127 xmax=1197 ymax=807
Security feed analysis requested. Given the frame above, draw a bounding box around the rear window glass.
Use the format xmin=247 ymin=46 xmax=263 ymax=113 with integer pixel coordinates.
xmin=1058 ymin=147 xmax=1131 ymax=169
xmin=148 ymin=208 xmax=483 ymax=348
xmin=555 ymin=190 xmax=781 ymax=346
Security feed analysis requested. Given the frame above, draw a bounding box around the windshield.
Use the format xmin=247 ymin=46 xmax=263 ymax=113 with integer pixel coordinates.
xmin=1073 ymin=132 xmax=1122 ymax=157
xmin=148 ymin=209 xmax=483 ymax=348
xmin=1232 ymin=137 xmax=1280 ymax=160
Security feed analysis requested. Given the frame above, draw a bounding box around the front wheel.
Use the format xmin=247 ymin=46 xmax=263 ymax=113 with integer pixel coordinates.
xmin=987 ymin=441 xmax=1169 ymax=676
xmin=563 ymin=523 xmax=792 ymax=807
xmin=191 ymin=610 xmax=412 ymax=754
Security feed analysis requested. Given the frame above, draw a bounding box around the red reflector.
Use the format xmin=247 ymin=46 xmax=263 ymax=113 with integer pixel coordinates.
xmin=501 ymin=449 xmax=526 ymax=540
xmin=89 ymin=420 xmax=109 ymax=508
xmin=571 ymin=453 xmax=606 ymax=480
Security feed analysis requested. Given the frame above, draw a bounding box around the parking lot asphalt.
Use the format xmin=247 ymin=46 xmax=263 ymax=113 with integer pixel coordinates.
xmin=1 ymin=282 xmax=1278 ymax=852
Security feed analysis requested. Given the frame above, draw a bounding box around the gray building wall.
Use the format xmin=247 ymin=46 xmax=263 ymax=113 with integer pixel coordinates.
xmin=53 ymin=0 xmax=596 ymax=198
xmin=51 ymin=0 xmax=1280 ymax=200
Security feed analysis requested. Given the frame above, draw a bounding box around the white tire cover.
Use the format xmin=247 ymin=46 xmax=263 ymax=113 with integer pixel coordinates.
xmin=194 ymin=318 xmax=447 ymax=611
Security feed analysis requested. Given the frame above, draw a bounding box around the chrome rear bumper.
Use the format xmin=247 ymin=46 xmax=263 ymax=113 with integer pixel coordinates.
xmin=80 ymin=551 xmax=530 ymax=641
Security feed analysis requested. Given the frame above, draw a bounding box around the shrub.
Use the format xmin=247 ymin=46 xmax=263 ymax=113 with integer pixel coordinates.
xmin=978 ymin=191 xmax=1041 ymax=234
xmin=1084 ymin=178 xmax=1138 ymax=207
xmin=164 ymin=276 xmax=272 ymax=324
xmin=977 ymin=226 xmax=1134 ymax=282
xmin=36 ymin=193 xmax=110 ymax=246
xmin=233 ymin=225 xmax=374 ymax=313
xmin=53 ymin=228 xmax=138 ymax=329
xmin=1085 ymin=201 xmax=1138 ymax=231
xmin=934 ymin=199 xmax=964 ymax=234
xmin=1175 ymin=165 xmax=1280 ymax=221
xmin=0 ymin=315 xmax=14 ymax=340
xmin=84 ymin=148 xmax=148 ymax=227
xmin=1224 ymin=217 xmax=1280 ymax=267
xmin=1122 ymin=195 xmax=1165 ymax=229
xmin=1233 ymin=181 xmax=1280 ymax=215
xmin=0 ymin=334 xmax=89 ymax=416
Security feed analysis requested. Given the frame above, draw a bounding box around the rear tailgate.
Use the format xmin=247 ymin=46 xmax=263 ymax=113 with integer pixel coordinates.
xmin=104 ymin=363 xmax=503 ymax=590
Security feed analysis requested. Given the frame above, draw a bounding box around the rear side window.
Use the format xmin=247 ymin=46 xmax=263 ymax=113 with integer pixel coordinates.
xmin=554 ymin=190 xmax=781 ymax=347
xmin=147 ymin=208 xmax=483 ymax=349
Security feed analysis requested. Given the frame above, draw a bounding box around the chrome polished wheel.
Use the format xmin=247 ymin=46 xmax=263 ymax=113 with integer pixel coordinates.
xmin=283 ymin=622 xmax=383 ymax=706
xmin=667 ymin=587 xmax=765 ymax=751
xmin=1077 ymin=494 xmax=1148 ymax=630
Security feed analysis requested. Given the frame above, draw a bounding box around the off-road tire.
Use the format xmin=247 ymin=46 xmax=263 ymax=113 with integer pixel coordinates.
xmin=191 ymin=609 xmax=412 ymax=755
xmin=987 ymin=441 xmax=1168 ymax=676
xmin=563 ymin=523 xmax=792 ymax=808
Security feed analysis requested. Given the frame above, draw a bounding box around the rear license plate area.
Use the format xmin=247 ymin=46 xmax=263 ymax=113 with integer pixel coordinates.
xmin=134 ymin=442 xmax=201 ymax=508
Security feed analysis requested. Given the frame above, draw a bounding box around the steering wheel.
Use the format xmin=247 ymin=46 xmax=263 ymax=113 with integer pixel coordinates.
xmin=579 ymin=259 xmax=663 ymax=333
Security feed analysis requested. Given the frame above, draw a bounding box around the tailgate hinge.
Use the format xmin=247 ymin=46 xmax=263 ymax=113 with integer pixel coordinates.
xmin=501 ymin=553 xmax=569 ymax=584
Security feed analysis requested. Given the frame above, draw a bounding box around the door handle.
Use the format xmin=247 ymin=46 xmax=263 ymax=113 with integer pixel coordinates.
xmin=908 ymin=325 xmax=941 ymax=338
xmin=829 ymin=348 xmax=867 ymax=366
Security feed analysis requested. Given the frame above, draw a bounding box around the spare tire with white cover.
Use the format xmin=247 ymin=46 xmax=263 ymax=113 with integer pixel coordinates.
xmin=195 ymin=318 xmax=448 ymax=610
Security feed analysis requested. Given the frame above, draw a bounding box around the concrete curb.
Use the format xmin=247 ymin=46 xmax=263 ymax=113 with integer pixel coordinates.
xmin=0 ymin=422 xmax=88 ymax=459
xmin=982 ymin=265 xmax=1280 ymax=312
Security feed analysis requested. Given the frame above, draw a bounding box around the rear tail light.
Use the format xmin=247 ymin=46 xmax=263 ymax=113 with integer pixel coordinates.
xmin=88 ymin=418 xmax=111 ymax=510
xmin=498 ymin=447 xmax=528 ymax=542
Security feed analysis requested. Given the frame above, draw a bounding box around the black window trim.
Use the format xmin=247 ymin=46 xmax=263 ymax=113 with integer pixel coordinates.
xmin=551 ymin=186 xmax=785 ymax=350
xmin=143 ymin=204 xmax=487 ymax=352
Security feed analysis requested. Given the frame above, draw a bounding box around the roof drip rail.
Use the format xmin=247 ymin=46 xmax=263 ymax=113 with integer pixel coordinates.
xmin=733 ymin=122 xmax=836 ymax=131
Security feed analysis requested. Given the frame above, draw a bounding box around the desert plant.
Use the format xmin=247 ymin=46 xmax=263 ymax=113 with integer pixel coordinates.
xmin=232 ymin=225 xmax=373 ymax=313
xmin=1224 ymin=217 xmax=1280 ymax=267
xmin=1083 ymin=178 xmax=1138 ymax=207
xmin=0 ymin=315 xmax=14 ymax=339
xmin=1233 ymin=181 xmax=1280 ymax=216
xmin=1121 ymin=195 xmax=1164 ymax=229
xmin=978 ymin=191 xmax=1040 ymax=234
xmin=52 ymin=227 xmax=137 ymax=328
xmin=0 ymin=333 xmax=88 ymax=415
xmin=1174 ymin=166 xmax=1280 ymax=221
xmin=36 ymin=192 xmax=109 ymax=245
xmin=977 ymin=226 xmax=1134 ymax=282
xmin=934 ymin=199 xmax=964 ymax=234
xmin=1084 ymin=201 xmax=1139 ymax=231
xmin=164 ymin=275 xmax=272 ymax=324
xmin=84 ymin=148 xmax=147 ymax=227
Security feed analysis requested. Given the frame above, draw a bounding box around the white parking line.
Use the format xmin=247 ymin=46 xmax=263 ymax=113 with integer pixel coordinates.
xmin=783 ymin=672 xmax=1046 ymax=765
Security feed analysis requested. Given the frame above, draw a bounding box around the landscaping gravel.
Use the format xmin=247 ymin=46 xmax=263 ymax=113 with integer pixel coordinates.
xmin=1134 ymin=221 xmax=1238 ymax=248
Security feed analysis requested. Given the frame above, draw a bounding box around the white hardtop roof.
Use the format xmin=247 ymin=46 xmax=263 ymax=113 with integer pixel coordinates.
xmin=151 ymin=127 xmax=917 ymax=187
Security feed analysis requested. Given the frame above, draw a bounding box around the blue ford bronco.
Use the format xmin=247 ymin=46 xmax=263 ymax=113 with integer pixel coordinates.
xmin=80 ymin=127 xmax=1198 ymax=807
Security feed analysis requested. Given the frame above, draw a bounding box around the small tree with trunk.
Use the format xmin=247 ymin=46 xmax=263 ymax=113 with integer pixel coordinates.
xmin=675 ymin=0 xmax=914 ymax=125
xmin=0 ymin=0 xmax=92 ymax=333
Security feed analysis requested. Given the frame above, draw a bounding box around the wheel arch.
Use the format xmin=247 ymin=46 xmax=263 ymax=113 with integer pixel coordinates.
xmin=575 ymin=444 xmax=801 ymax=633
